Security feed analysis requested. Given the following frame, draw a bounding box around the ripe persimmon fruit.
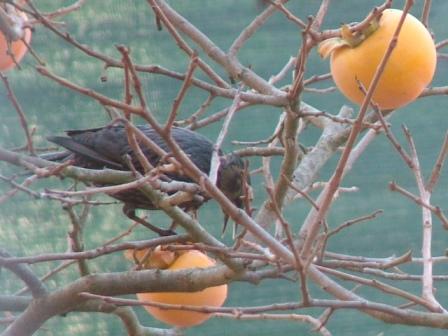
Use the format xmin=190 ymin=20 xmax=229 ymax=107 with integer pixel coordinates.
xmin=135 ymin=249 xmax=228 ymax=328
xmin=319 ymin=9 xmax=436 ymax=110
xmin=0 ymin=11 xmax=31 ymax=71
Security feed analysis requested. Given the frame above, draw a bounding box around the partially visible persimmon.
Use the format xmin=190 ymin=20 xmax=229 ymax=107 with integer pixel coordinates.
xmin=0 ymin=10 xmax=31 ymax=71
xmin=135 ymin=249 xmax=228 ymax=328
xmin=319 ymin=9 xmax=436 ymax=110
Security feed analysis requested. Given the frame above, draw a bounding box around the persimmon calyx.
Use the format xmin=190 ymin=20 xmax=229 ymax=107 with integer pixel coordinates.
xmin=125 ymin=245 xmax=177 ymax=269
xmin=318 ymin=17 xmax=381 ymax=59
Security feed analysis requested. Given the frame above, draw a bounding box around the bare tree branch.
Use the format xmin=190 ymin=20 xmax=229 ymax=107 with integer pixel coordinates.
xmin=0 ymin=248 xmax=47 ymax=298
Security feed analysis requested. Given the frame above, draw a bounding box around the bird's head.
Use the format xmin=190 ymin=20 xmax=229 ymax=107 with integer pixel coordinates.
xmin=217 ymin=153 xmax=251 ymax=209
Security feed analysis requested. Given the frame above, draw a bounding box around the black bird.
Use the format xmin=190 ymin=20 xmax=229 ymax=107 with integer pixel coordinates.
xmin=46 ymin=121 xmax=248 ymax=236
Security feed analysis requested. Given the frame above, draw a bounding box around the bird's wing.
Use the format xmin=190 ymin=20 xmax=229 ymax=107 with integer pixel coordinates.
xmin=47 ymin=135 xmax=123 ymax=169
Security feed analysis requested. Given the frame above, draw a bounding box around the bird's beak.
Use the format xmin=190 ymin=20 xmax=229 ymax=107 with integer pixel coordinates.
xmin=222 ymin=212 xmax=230 ymax=236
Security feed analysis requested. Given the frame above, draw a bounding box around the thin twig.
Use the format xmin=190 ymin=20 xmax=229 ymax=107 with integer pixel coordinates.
xmin=402 ymin=126 xmax=445 ymax=312
xmin=0 ymin=235 xmax=189 ymax=266
xmin=174 ymin=94 xmax=214 ymax=127
xmin=147 ymin=0 xmax=229 ymax=88
xmin=64 ymin=204 xmax=91 ymax=276
xmin=0 ymin=73 xmax=35 ymax=154
xmin=327 ymin=210 xmax=383 ymax=238
xmin=389 ymin=181 xmax=448 ymax=229
xmin=165 ymin=54 xmax=199 ymax=130
xmin=426 ymin=132 xmax=448 ymax=193
xmin=229 ymin=0 xmax=289 ymax=57
xmin=421 ymin=0 xmax=432 ymax=27
xmin=0 ymin=174 xmax=38 ymax=204
xmin=374 ymin=109 xmax=413 ymax=167
xmin=268 ymin=56 xmax=296 ymax=85
xmin=269 ymin=1 xmax=307 ymax=29
xmin=234 ymin=146 xmax=284 ymax=158
xmin=316 ymin=266 xmax=440 ymax=312
xmin=266 ymin=186 xmax=310 ymax=304
xmin=283 ymin=173 xmax=319 ymax=210
xmin=209 ymin=90 xmax=241 ymax=185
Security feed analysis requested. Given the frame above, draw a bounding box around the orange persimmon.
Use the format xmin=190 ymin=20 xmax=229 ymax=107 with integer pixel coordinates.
xmin=319 ymin=9 xmax=436 ymax=110
xmin=0 ymin=10 xmax=31 ymax=71
xmin=135 ymin=249 xmax=228 ymax=328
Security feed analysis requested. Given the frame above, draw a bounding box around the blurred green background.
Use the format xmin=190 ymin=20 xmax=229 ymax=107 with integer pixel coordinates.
xmin=1 ymin=0 xmax=447 ymax=335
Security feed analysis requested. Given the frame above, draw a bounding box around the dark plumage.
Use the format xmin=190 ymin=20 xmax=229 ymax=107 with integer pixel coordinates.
xmin=46 ymin=122 xmax=247 ymax=235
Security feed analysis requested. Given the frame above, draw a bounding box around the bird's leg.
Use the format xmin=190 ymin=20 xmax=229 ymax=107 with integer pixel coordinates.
xmin=221 ymin=213 xmax=230 ymax=236
xmin=122 ymin=204 xmax=176 ymax=236
xmin=168 ymin=220 xmax=178 ymax=233
xmin=166 ymin=207 xmax=198 ymax=233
